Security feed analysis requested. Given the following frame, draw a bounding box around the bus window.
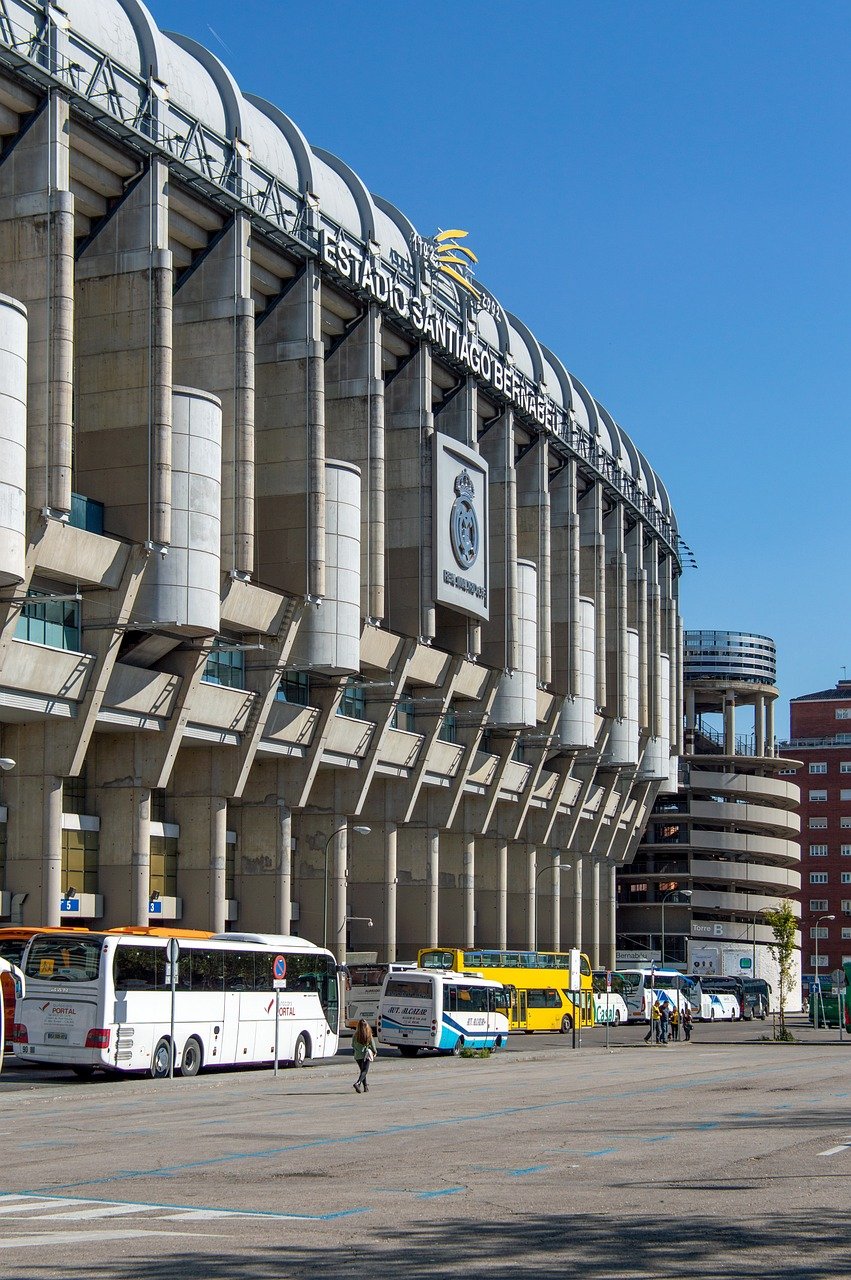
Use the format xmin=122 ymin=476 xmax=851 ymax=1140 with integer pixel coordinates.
xmin=114 ymin=945 xmax=165 ymax=991
xmin=25 ymin=935 xmax=103 ymax=984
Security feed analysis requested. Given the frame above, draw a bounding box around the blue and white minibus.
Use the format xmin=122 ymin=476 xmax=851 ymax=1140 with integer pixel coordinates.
xmin=377 ymin=968 xmax=509 ymax=1057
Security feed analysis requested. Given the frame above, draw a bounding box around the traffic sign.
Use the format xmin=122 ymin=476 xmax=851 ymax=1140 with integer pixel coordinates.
xmin=166 ymin=937 xmax=180 ymax=965
xmin=831 ymin=968 xmax=847 ymax=991
xmin=739 ymin=957 xmax=752 ymax=970
xmin=606 ymin=971 xmax=612 ymax=992
xmin=273 ymin=954 xmax=287 ymax=980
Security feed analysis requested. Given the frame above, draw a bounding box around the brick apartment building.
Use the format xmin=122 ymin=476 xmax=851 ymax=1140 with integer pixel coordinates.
xmin=783 ymin=679 xmax=851 ymax=986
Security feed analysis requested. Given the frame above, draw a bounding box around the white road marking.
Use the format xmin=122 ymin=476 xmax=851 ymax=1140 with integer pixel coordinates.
xmin=819 ymin=1137 xmax=851 ymax=1157
xmin=0 ymin=1199 xmax=72 ymax=1215
xmin=0 ymin=1228 xmax=213 ymax=1249
xmin=0 ymin=1192 xmax=331 ymax=1224
xmin=28 ymin=1203 xmax=162 ymax=1221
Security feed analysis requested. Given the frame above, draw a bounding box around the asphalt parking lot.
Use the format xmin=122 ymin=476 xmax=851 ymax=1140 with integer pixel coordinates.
xmin=1 ymin=1015 xmax=849 ymax=1279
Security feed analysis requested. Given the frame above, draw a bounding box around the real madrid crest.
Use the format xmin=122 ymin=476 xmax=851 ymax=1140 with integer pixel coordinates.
xmin=450 ymin=470 xmax=479 ymax=570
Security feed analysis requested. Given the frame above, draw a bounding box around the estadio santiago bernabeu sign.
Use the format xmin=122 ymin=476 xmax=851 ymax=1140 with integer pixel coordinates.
xmin=432 ymin=433 xmax=489 ymax=622
xmin=319 ymin=230 xmax=560 ymax=434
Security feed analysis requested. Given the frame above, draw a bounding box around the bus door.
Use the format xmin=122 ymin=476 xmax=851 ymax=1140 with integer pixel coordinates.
xmin=509 ymin=985 xmax=526 ymax=1030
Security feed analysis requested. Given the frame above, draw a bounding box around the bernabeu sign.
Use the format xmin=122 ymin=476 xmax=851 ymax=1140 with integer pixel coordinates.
xmin=320 ymin=232 xmax=561 ymax=434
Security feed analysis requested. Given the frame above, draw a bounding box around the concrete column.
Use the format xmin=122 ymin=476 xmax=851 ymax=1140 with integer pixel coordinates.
xmin=131 ymin=789 xmax=152 ymax=928
xmin=496 ymin=840 xmax=508 ymax=949
xmin=207 ymin=798 xmax=227 ymax=935
xmin=579 ymin=481 xmax=606 ymax=705
xmin=325 ymin=302 xmax=385 ymax=621
xmin=173 ymin=214 xmax=254 ymax=575
xmin=427 ymin=828 xmax=440 ymax=947
xmin=551 ymin=855 xmax=561 ymax=951
xmin=606 ymin=862 xmax=617 ymax=970
xmin=462 ymin=834 xmax=475 ymax=949
xmin=479 ymin=411 xmax=518 ymax=674
xmin=42 ymin=776 xmax=63 ymax=927
xmin=332 ymin=818 xmax=348 ymax=962
xmin=516 ymin=437 xmax=551 ymax=685
xmin=255 ymin=261 xmax=325 ymax=597
xmin=75 ymin=158 xmax=173 ymax=546
xmin=276 ymin=803 xmax=292 ymax=935
xmin=590 ymin=859 xmax=601 ymax=968
xmin=754 ymin=694 xmax=765 ymax=757
xmin=766 ymin=698 xmax=775 ymax=757
xmin=385 ymin=344 xmax=435 ymax=641
xmin=0 ymin=89 xmax=74 ymax=517
xmin=573 ymin=857 xmax=584 ymax=951
xmin=550 ymin=457 xmax=579 ymax=695
xmin=527 ymin=845 xmax=537 ymax=950
xmin=385 ymin=822 xmax=397 ymax=962
xmin=724 ymin=691 xmax=736 ymax=755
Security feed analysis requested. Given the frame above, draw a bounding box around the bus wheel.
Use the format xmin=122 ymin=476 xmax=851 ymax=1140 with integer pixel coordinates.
xmin=71 ymin=1065 xmax=95 ymax=1080
xmin=450 ymin=1038 xmax=463 ymax=1056
xmin=523 ymin=1029 xmax=534 ymax=1035
xmin=151 ymin=1038 xmax=173 ymax=1078
xmin=399 ymin=1045 xmax=419 ymax=1058
xmin=613 ymin=1011 xmax=621 ymax=1026
xmin=560 ymin=1015 xmax=573 ymax=1034
xmin=180 ymin=1037 xmax=203 ymax=1078
xmin=292 ymin=1033 xmax=309 ymax=1067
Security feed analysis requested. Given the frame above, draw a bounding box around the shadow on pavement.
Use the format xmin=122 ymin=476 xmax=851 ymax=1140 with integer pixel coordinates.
xmin=8 ymin=1210 xmax=849 ymax=1280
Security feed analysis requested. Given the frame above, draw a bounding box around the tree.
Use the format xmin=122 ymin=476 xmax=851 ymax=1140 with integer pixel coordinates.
xmin=762 ymin=899 xmax=798 ymax=1040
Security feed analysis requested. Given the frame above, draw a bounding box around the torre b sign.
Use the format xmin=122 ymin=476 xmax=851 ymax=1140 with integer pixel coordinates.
xmin=433 ymin=433 xmax=489 ymax=620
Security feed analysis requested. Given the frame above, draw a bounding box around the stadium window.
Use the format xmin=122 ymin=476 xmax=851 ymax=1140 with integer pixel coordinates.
xmin=809 ymin=762 xmax=828 ymax=774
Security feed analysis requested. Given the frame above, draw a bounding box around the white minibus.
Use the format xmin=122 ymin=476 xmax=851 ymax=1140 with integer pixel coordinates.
xmin=13 ymin=931 xmax=342 ymax=1078
xmin=377 ymin=968 xmax=509 ymax=1057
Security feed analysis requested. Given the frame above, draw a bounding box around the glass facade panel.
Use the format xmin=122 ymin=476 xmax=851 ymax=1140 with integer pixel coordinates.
xmin=338 ymin=678 xmax=366 ymax=719
xmin=278 ymin=672 xmax=310 ymax=705
xmin=150 ymin=836 xmax=178 ymax=897
xmin=203 ymin=648 xmax=246 ymax=690
xmin=69 ymin=492 xmax=105 ymax=534
xmin=61 ymin=829 xmax=98 ymax=895
xmin=16 ymin=591 xmax=81 ymax=651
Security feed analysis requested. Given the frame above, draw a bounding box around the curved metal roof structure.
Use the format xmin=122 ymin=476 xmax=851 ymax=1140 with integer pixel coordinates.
xmin=17 ymin=0 xmax=679 ymax=557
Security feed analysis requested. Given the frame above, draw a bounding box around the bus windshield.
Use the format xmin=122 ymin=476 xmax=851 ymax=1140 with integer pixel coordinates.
xmin=25 ymin=935 xmax=104 ymax=983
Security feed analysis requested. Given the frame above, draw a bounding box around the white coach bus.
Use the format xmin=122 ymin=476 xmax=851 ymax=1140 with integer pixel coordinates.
xmin=343 ymin=961 xmax=415 ymax=1032
xmin=377 ymin=968 xmax=509 ymax=1057
xmin=13 ymin=931 xmax=342 ymax=1078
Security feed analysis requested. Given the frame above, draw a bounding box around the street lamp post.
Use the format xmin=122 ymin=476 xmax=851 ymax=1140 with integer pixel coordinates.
xmin=814 ymin=912 xmax=835 ymax=1028
xmin=322 ymin=824 xmax=370 ymax=950
xmin=533 ymin=860 xmax=572 ymax=952
xmin=660 ymin=887 xmax=692 ymax=968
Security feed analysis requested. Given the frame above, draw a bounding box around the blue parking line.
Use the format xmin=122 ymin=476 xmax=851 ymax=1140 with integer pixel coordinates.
xmin=508 ymin=1165 xmax=548 ymax=1176
xmin=641 ymin=1135 xmax=671 ymax=1143
xmin=585 ymin=1147 xmax=616 ymax=1157
xmin=694 ymin=1121 xmax=718 ymax=1130
xmin=417 ymin=1187 xmax=466 ymax=1198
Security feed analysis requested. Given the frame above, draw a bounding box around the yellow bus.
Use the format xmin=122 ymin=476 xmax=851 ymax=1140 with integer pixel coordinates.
xmin=417 ymin=947 xmax=594 ymax=1033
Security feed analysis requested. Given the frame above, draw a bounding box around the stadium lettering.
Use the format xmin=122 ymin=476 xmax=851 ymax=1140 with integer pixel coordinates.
xmin=320 ymin=231 xmax=561 ymax=435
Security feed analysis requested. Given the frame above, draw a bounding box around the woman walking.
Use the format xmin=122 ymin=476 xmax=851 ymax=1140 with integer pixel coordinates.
xmin=352 ymin=1018 xmax=376 ymax=1093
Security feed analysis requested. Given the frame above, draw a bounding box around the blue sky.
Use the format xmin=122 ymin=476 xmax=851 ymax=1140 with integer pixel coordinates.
xmin=152 ymin=0 xmax=849 ymax=736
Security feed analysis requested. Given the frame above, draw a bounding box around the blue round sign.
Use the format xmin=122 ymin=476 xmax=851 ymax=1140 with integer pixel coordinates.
xmin=273 ymin=954 xmax=287 ymax=981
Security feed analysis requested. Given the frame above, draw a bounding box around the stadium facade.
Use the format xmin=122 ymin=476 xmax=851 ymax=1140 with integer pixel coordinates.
xmin=0 ymin=0 xmax=683 ymax=964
